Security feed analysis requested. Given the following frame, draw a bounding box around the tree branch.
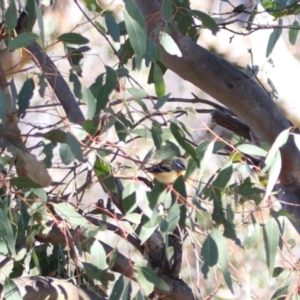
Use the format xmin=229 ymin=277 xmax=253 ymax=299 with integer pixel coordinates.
xmin=24 ymin=42 xmax=85 ymax=124
xmin=133 ymin=0 xmax=300 ymax=232
xmin=15 ymin=11 xmax=85 ymax=124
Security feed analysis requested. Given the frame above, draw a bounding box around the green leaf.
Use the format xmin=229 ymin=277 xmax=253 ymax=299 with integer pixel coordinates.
xmin=158 ymin=188 xmax=172 ymax=209
xmin=10 ymin=177 xmax=42 ymax=189
xmin=59 ymin=143 xmax=75 ymax=165
xmin=117 ymin=38 xmax=135 ymax=65
xmin=272 ymin=267 xmax=285 ymax=278
xmin=107 ymin=248 xmax=118 ymax=269
xmin=201 ymin=235 xmax=218 ymax=279
xmin=233 ymin=177 xmax=263 ymax=205
xmin=197 ymin=141 xmax=214 ymax=188
xmin=153 ymin=63 xmax=165 ymax=98
xmin=212 ymin=164 xmax=233 ymax=191
xmin=7 ymin=33 xmax=38 ymax=51
xmin=148 ymin=61 xmax=167 ymax=84
xmin=31 ymin=188 xmax=47 ymax=202
xmin=95 ymin=66 xmax=118 ymax=114
xmin=233 ymin=4 xmax=245 ymax=12
xmin=66 ymin=133 xmax=84 ymax=162
xmin=123 ymin=213 xmax=141 ymax=224
xmin=167 ymin=202 xmax=180 ymax=232
xmin=144 ymin=37 xmax=154 ymax=67
xmin=134 ymin=290 xmax=147 ymax=300
xmin=124 ymin=0 xmax=147 ymax=60
xmin=135 ymin=266 xmax=169 ymax=294
xmin=53 ymin=202 xmax=96 ymax=227
xmin=244 ymin=220 xmax=261 ymax=248
xmin=122 ymin=281 xmax=132 ymax=300
xmin=127 ymin=88 xmax=147 ymax=99
xmin=147 ymin=181 xmax=166 ymax=210
xmin=211 ymin=227 xmax=234 ymax=293
xmin=109 ymin=275 xmax=124 ymax=300
xmin=127 ymin=88 xmax=148 ymax=112
xmin=261 ymin=128 xmax=289 ymax=175
xmin=264 ymin=150 xmax=281 ymax=200
xmin=105 ymin=13 xmax=120 ymax=43
xmin=42 ymin=129 xmax=67 ymax=143
xmin=66 ymin=46 xmax=85 ymax=71
xmin=289 ymin=20 xmax=299 ymax=45
xmin=266 ymin=19 xmax=283 ymax=57
xmin=57 ymin=33 xmax=89 ymax=45
xmin=83 ymin=262 xmax=114 ymax=283
xmin=191 ymin=10 xmax=219 ymax=34
xmin=34 ymin=0 xmax=45 ymax=48
xmin=94 ymin=158 xmax=116 ymax=192
xmin=5 ymin=0 xmax=18 ymax=31
xmin=237 ymin=144 xmax=267 ymax=157
xmin=271 ymin=285 xmax=289 ymax=299
xmin=114 ymin=113 xmax=132 ymax=142
xmin=122 ymin=182 xmax=135 ymax=199
xmin=9 ymin=79 xmax=18 ymax=110
xmin=263 ymin=218 xmax=280 ymax=277
xmin=170 ymin=121 xmax=199 ymax=167
xmin=160 ymin=219 xmax=169 ymax=233
xmin=89 ymin=240 xmax=108 ymax=269
xmin=159 ymin=32 xmax=182 ymax=57
xmin=151 ymin=120 xmax=163 ymax=149
xmin=139 ymin=224 xmax=159 ymax=245
xmin=38 ymin=74 xmax=47 ymax=97
xmin=0 ymin=204 xmax=16 ymax=257
xmin=223 ymin=219 xmax=241 ymax=246
xmin=27 ymin=0 xmax=36 ymax=31
xmin=69 ymin=71 xmax=83 ymax=99
xmin=3 ymin=278 xmax=22 ymax=300
xmin=162 ymin=0 xmax=174 ymax=21
xmin=154 ymin=93 xmax=170 ymax=110
xmin=211 ymin=190 xmax=225 ymax=225
xmin=18 ymin=78 xmax=35 ymax=117
xmin=0 ymin=89 xmax=7 ymax=125
xmin=116 ymin=67 xmax=129 ymax=78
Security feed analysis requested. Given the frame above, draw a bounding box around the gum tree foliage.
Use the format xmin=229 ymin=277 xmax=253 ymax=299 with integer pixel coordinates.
xmin=0 ymin=0 xmax=300 ymax=299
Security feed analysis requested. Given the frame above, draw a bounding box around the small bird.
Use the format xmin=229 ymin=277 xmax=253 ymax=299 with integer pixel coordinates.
xmin=145 ymin=158 xmax=186 ymax=185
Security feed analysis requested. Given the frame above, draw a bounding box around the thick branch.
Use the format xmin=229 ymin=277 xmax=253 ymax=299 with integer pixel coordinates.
xmin=24 ymin=42 xmax=85 ymax=124
xmin=134 ymin=0 xmax=300 ymax=229
xmin=14 ymin=10 xmax=85 ymax=124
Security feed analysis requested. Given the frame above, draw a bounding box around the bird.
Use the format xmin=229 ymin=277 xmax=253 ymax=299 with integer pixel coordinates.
xmin=145 ymin=158 xmax=187 ymax=185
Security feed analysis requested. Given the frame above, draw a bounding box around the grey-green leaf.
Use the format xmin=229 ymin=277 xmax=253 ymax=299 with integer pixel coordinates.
xmin=18 ymin=78 xmax=35 ymax=117
xmin=266 ymin=19 xmax=283 ymax=57
xmin=263 ymin=218 xmax=280 ymax=277
xmin=3 ymin=278 xmax=22 ymax=300
xmin=7 ymin=33 xmax=38 ymax=51
xmin=211 ymin=227 xmax=234 ymax=293
xmin=67 ymin=133 xmax=84 ymax=162
xmin=289 ymin=20 xmax=299 ymax=45
xmin=59 ymin=143 xmax=75 ymax=165
xmin=124 ymin=0 xmax=146 ymax=58
xmin=159 ymin=32 xmax=182 ymax=57
xmin=105 ymin=13 xmax=120 ymax=43
xmin=57 ymin=33 xmax=89 ymax=45
xmin=5 ymin=0 xmax=18 ymax=31
xmin=0 ymin=89 xmax=7 ymax=125
xmin=201 ymin=235 xmax=218 ymax=279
